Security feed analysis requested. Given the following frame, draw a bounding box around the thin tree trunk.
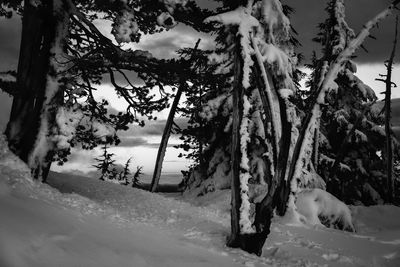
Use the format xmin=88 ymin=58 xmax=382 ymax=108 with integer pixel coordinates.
xmin=383 ymin=16 xmax=398 ymax=203
xmin=150 ymin=84 xmax=185 ymax=192
xmin=150 ymin=39 xmax=200 ymax=192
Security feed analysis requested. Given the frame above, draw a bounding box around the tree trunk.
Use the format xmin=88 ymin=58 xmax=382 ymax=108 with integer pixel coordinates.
xmin=150 ymin=39 xmax=200 ymax=192
xmin=384 ymin=16 xmax=398 ymax=203
xmin=150 ymin=84 xmax=185 ymax=192
xmin=28 ymin=0 xmax=69 ymax=182
xmin=5 ymin=0 xmax=53 ymax=163
xmin=226 ymin=39 xmax=243 ymax=249
xmin=6 ymin=0 xmax=69 ymax=182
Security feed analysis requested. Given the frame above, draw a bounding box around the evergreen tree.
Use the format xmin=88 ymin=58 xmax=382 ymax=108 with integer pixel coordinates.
xmin=186 ymin=0 xmax=400 ymax=255
xmin=132 ymin=166 xmax=143 ymax=187
xmin=120 ymin=157 xmax=132 ymax=185
xmin=308 ymin=0 xmax=399 ymax=205
xmin=93 ymin=144 xmax=116 ymax=181
xmin=174 ymin=44 xmax=229 ymax=177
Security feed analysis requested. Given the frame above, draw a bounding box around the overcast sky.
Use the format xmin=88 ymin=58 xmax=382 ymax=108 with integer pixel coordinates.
xmin=1 ymin=0 xmax=400 ymax=176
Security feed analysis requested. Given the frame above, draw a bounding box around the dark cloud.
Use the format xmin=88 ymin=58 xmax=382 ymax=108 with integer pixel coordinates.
xmin=0 ymin=0 xmax=397 ymax=74
xmin=285 ymin=0 xmax=398 ymax=63
xmin=118 ymin=117 xmax=188 ymax=137
xmin=118 ymin=136 xmax=149 ymax=147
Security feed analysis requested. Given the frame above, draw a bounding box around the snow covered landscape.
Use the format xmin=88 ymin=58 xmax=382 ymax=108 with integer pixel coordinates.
xmin=1 ymin=135 xmax=400 ymax=266
xmin=2 ymin=0 xmax=400 ymax=266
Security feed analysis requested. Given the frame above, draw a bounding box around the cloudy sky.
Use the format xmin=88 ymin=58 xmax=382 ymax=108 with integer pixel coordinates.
xmin=0 ymin=0 xmax=399 ymax=177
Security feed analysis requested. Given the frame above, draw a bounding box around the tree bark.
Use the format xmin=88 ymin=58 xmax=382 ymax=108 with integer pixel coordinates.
xmin=6 ymin=0 xmax=69 ymax=182
xmin=5 ymin=0 xmax=53 ymax=163
xmin=150 ymin=39 xmax=200 ymax=192
xmin=227 ymin=39 xmax=243 ymax=249
xmin=28 ymin=0 xmax=69 ymax=182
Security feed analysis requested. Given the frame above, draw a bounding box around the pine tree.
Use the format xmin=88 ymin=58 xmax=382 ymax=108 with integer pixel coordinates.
xmin=120 ymin=157 xmax=132 ymax=186
xmin=132 ymin=166 xmax=143 ymax=187
xmin=174 ymin=43 xmax=229 ymax=180
xmin=92 ymin=144 xmax=116 ymax=181
xmin=308 ymin=0 xmax=399 ymax=204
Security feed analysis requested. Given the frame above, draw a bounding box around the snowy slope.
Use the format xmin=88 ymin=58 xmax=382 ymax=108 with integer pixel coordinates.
xmin=47 ymin=170 xmax=400 ymax=267
xmin=2 ymin=133 xmax=400 ymax=266
xmin=0 ymin=137 xmax=245 ymax=267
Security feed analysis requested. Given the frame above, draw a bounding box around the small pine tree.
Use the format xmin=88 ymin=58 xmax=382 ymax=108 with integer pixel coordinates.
xmin=120 ymin=157 xmax=132 ymax=186
xmin=132 ymin=166 xmax=143 ymax=187
xmin=93 ymin=144 xmax=116 ymax=181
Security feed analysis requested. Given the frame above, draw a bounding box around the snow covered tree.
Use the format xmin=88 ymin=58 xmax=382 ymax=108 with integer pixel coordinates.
xmin=184 ymin=0 xmax=400 ymax=255
xmin=0 ymin=0 xmax=212 ymax=182
xmin=190 ymin=0 xmax=302 ymax=254
xmin=307 ymin=0 xmax=376 ymax=201
xmin=173 ymin=43 xmax=229 ymax=180
xmin=307 ymin=1 xmax=400 ymax=205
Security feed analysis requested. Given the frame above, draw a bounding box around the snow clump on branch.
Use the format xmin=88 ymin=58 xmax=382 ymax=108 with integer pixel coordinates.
xmin=204 ymin=6 xmax=259 ymax=89
xmin=112 ymin=10 xmax=139 ymax=44
xmin=157 ymin=12 xmax=177 ymax=29
xmin=259 ymin=0 xmax=290 ymax=42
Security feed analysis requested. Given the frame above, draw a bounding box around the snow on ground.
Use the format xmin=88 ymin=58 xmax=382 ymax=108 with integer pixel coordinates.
xmin=1 ymin=135 xmax=400 ymax=266
xmin=0 ymin=138 xmax=247 ymax=267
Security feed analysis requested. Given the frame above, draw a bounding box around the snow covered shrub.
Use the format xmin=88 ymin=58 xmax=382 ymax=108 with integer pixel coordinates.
xmin=296 ymin=188 xmax=355 ymax=232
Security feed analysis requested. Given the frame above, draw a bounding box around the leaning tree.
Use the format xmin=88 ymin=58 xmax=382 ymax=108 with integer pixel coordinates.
xmin=0 ymin=0 xmax=212 ymax=182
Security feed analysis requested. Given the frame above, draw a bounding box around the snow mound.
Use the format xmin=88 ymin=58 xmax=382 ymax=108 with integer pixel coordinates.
xmin=296 ymin=188 xmax=355 ymax=232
